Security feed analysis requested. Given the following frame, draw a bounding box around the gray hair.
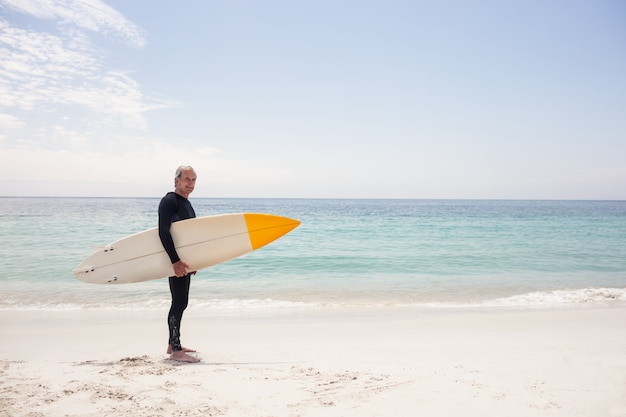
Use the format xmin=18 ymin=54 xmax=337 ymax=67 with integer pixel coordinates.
xmin=175 ymin=165 xmax=195 ymax=179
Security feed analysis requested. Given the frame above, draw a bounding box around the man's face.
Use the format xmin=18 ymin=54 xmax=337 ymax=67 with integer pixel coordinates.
xmin=175 ymin=170 xmax=196 ymax=196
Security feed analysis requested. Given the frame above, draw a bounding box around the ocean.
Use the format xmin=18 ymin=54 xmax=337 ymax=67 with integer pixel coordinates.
xmin=1 ymin=197 xmax=625 ymax=314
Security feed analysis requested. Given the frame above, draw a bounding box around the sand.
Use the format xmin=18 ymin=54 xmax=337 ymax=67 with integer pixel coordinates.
xmin=1 ymin=306 xmax=625 ymax=417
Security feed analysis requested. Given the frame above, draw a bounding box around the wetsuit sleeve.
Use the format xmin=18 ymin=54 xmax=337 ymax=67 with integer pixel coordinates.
xmin=158 ymin=195 xmax=181 ymax=264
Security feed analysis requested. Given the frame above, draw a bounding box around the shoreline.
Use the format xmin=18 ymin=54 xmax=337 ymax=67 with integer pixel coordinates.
xmin=2 ymin=306 xmax=626 ymax=416
xmin=3 ymin=284 xmax=626 ymax=313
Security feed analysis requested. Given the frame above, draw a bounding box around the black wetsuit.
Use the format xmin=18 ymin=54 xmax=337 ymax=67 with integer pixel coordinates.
xmin=158 ymin=191 xmax=196 ymax=352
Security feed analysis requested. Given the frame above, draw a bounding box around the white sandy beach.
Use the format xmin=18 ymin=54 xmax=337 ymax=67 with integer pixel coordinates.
xmin=1 ymin=306 xmax=625 ymax=417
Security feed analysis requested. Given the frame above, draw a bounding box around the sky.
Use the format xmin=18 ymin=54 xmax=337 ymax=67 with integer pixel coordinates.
xmin=0 ymin=0 xmax=625 ymax=199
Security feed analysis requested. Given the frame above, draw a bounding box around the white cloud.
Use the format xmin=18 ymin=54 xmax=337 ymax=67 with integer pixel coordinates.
xmin=0 ymin=18 xmax=150 ymax=122
xmin=0 ymin=112 xmax=23 ymax=129
xmin=0 ymin=2 xmax=179 ymax=149
xmin=1 ymin=0 xmax=145 ymax=47
xmin=0 ymin=19 xmax=95 ymax=109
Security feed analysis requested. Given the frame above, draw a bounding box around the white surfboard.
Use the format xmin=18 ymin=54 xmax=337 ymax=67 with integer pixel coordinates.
xmin=73 ymin=213 xmax=300 ymax=284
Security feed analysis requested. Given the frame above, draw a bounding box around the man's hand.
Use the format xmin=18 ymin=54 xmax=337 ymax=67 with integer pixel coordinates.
xmin=172 ymin=260 xmax=191 ymax=277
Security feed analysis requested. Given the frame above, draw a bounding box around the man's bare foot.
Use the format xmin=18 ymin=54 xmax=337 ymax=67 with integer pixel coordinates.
xmin=169 ymin=350 xmax=200 ymax=363
xmin=166 ymin=345 xmax=196 ymax=354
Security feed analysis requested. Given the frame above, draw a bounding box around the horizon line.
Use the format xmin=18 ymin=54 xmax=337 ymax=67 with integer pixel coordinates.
xmin=1 ymin=196 xmax=625 ymax=202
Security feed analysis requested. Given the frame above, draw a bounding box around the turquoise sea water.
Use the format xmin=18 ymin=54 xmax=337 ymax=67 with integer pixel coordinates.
xmin=1 ymin=197 xmax=625 ymax=313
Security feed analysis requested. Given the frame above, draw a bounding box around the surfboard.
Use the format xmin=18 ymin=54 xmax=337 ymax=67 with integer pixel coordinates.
xmin=73 ymin=213 xmax=300 ymax=284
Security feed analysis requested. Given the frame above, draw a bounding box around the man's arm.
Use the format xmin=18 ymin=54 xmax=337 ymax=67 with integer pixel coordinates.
xmin=158 ymin=195 xmax=191 ymax=277
xmin=158 ymin=195 xmax=181 ymax=264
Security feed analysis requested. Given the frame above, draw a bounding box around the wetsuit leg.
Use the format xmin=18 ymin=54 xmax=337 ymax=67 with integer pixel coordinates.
xmin=168 ymin=274 xmax=191 ymax=351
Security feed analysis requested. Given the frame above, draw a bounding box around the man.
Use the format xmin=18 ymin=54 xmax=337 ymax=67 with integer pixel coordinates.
xmin=158 ymin=165 xmax=200 ymax=363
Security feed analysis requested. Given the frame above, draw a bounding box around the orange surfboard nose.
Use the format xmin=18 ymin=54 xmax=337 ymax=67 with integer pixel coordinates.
xmin=244 ymin=214 xmax=300 ymax=251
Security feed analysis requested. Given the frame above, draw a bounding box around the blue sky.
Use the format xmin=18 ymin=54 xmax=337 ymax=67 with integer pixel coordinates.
xmin=1 ymin=0 xmax=624 ymax=199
